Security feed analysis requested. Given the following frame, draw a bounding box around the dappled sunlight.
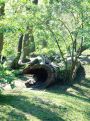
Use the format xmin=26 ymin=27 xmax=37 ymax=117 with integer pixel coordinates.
xmin=0 ymin=0 xmax=90 ymax=120
xmin=0 ymin=84 xmax=90 ymax=121
xmin=0 ymin=94 xmax=64 ymax=121
xmin=0 ymin=75 xmax=90 ymax=121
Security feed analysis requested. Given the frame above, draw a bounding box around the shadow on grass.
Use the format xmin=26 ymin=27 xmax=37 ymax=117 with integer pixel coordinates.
xmin=46 ymin=65 xmax=90 ymax=103
xmin=0 ymin=94 xmax=65 ymax=121
xmin=8 ymin=110 xmax=29 ymax=121
xmin=46 ymin=77 xmax=90 ymax=103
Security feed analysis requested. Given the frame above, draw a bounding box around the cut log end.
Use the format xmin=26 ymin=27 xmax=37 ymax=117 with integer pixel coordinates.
xmin=29 ymin=67 xmax=48 ymax=82
xmin=23 ymin=64 xmax=57 ymax=88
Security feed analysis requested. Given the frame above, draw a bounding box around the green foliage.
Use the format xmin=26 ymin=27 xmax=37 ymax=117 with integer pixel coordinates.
xmin=2 ymin=0 xmax=89 ymax=58
xmin=2 ymin=33 xmax=18 ymax=57
xmin=0 ymin=0 xmax=5 ymax=4
xmin=0 ymin=66 xmax=16 ymax=92
xmin=0 ymin=0 xmax=90 ymax=88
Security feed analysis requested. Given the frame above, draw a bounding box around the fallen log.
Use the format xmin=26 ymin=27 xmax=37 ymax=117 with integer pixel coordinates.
xmin=22 ymin=57 xmax=85 ymax=88
xmin=23 ymin=64 xmax=63 ymax=88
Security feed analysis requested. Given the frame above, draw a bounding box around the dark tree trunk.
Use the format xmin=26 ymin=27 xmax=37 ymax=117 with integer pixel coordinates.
xmin=0 ymin=34 xmax=4 ymax=61
xmin=11 ymin=34 xmax=23 ymax=69
xmin=22 ymin=32 xmax=30 ymax=62
xmin=32 ymin=0 xmax=38 ymax=4
xmin=0 ymin=3 xmax=5 ymax=62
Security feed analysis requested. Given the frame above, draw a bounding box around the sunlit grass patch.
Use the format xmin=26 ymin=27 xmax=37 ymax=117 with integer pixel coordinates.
xmin=0 ymin=65 xmax=90 ymax=121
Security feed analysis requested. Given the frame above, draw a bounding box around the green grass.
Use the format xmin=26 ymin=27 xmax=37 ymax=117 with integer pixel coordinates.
xmin=0 ymin=65 xmax=90 ymax=121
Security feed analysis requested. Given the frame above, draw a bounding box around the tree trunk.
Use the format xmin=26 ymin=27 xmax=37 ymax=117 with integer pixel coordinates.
xmin=22 ymin=0 xmax=38 ymax=62
xmin=32 ymin=0 xmax=38 ymax=4
xmin=11 ymin=34 xmax=23 ymax=69
xmin=0 ymin=3 xmax=5 ymax=62
xmin=0 ymin=34 xmax=4 ymax=61
xmin=22 ymin=32 xmax=30 ymax=62
xmin=22 ymin=29 xmax=35 ymax=62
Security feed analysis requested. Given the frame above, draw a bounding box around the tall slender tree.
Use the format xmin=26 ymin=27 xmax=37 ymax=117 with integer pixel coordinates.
xmin=11 ymin=0 xmax=38 ymax=68
xmin=11 ymin=34 xmax=23 ymax=69
xmin=21 ymin=0 xmax=38 ymax=62
xmin=0 ymin=2 xmax=5 ymax=62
